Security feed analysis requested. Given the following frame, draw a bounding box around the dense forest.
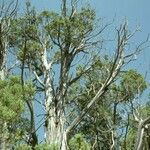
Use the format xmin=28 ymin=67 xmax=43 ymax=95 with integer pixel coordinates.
xmin=0 ymin=0 xmax=150 ymax=150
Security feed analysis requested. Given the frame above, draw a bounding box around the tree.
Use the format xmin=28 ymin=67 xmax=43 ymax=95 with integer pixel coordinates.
xmin=0 ymin=0 xmax=19 ymax=149
xmin=0 ymin=0 xmax=149 ymax=150
xmin=0 ymin=77 xmax=35 ymax=149
xmin=72 ymin=68 xmax=147 ymax=149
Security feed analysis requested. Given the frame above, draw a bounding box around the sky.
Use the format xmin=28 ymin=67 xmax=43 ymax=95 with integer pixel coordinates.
xmin=19 ymin=0 xmax=150 ymax=141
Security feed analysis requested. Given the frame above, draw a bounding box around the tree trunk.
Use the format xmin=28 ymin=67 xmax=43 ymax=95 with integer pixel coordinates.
xmin=44 ymin=75 xmax=68 ymax=149
xmin=45 ymin=107 xmax=68 ymax=150
xmin=134 ymin=117 xmax=150 ymax=150
xmin=41 ymin=40 xmax=69 ymax=150
xmin=44 ymin=73 xmax=68 ymax=150
xmin=0 ymin=21 xmax=9 ymax=150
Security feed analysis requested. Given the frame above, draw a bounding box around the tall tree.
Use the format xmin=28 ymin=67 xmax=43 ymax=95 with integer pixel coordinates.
xmin=3 ymin=0 xmax=149 ymax=149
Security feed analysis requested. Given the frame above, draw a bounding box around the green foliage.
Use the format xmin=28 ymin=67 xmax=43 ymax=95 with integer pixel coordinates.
xmin=122 ymin=129 xmax=136 ymax=150
xmin=35 ymin=143 xmax=59 ymax=150
xmin=18 ymin=41 xmax=41 ymax=60
xmin=109 ymin=69 xmax=147 ymax=103
xmin=69 ymin=134 xmax=91 ymax=150
xmin=15 ymin=144 xmax=32 ymax=150
xmin=0 ymin=76 xmax=35 ymax=122
xmin=0 ymin=77 xmax=24 ymax=122
xmin=15 ymin=144 xmax=58 ymax=150
xmin=140 ymin=102 xmax=150 ymax=118
xmin=121 ymin=69 xmax=147 ymax=100
xmin=0 ymin=76 xmax=35 ymax=144
xmin=44 ymin=7 xmax=95 ymax=48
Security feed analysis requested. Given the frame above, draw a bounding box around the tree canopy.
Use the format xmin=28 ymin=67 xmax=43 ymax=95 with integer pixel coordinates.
xmin=0 ymin=0 xmax=150 ymax=150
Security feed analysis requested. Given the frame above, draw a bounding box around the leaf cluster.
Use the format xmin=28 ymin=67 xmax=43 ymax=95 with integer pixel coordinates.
xmin=69 ymin=133 xmax=91 ymax=150
xmin=0 ymin=76 xmax=35 ymax=122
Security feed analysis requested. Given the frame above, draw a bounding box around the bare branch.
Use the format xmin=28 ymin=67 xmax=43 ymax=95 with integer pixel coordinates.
xmin=110 ymin=131 xmax=115 ymax=150
xmin=33 ymin=70 xmax=45 ymax=87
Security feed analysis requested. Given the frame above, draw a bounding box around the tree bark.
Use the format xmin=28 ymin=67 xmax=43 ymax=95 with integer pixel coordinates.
xmin=134 ymin=117 xmax=150 ymax=150
xmin=44 ymin=71 xmax=68 ymax=150
xmin=40 ymin=42 xmax=68 ymax=150
xmin=0 ymin=19 xmax=9 ymax=150
xmin=45 ymin=106 xmax=68 ymax=149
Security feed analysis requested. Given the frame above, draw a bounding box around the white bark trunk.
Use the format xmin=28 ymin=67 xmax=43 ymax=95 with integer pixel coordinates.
xmin=44 ymin=77 xmax=67 ymax=149
xmin=41 ymin=42 xmax=68 ymax=150
xmin=0 ymin=69 xmax=5 ymax=80
xmin=0 ymin=43 xmax=7 ymax=80
xmin=44 ymin=85 xmax=68 ymax=150
xmin=45 ymin=107 xmax=67 ymax=150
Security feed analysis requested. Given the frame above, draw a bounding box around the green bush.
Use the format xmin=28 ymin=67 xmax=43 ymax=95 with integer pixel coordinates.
xmin=15 ymin=143 xmax=59 ymax=150
xmin=35 ymin=143 xmax=59 ymax=150
xmin=69 ymin=133 xmax=91 ymax=150
xmin=15 ymin=144 xmax=32 ymax=150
